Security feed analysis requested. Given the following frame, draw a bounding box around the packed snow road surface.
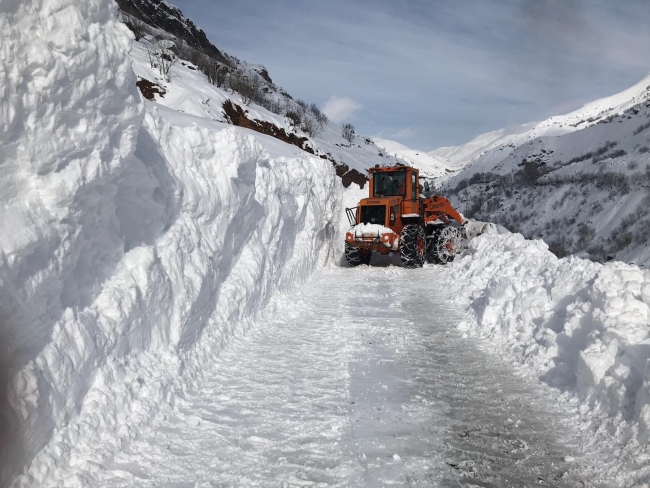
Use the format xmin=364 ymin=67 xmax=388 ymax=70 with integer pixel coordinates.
xmin=70 ymin=264 xmax=602 ymax=488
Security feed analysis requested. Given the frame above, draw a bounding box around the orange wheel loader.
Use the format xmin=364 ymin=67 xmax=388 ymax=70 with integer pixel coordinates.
xmin=344 ymin=164 xmax=467 ymax=268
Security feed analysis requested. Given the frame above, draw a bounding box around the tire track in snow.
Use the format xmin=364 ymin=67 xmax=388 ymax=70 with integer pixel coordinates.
xmin=89 ymin=265 xmax=603 ymax=487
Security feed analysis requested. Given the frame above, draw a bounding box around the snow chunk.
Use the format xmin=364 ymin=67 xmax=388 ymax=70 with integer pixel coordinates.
xmin=448 ymin=232 xmax=650 ymax=448
xmin=353 ymin=223 xmax=394 ymax=235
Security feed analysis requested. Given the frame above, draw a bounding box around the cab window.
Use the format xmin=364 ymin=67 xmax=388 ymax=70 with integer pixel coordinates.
xmin=373 ymin=171 xmax=407 ymax=197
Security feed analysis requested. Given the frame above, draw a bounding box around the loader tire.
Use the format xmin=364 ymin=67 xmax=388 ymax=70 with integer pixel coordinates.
xmin=435 ymin=226 xmax=463 ymax=264
xmin=400 ymin=224 xmax=426 ymax=269
xmin=345 ymin=243 xmax=371 ymax=267
xmin=425 ymin=233 xmax=442 ymax=264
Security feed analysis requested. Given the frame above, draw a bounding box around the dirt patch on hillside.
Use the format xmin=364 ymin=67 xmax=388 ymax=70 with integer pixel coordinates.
xmin=137 ymin=79 xmax=166 ymax=101
xmin=223 ymin=100 xmax=367 ymax=189
xmin=223 ymin=100 xmax=314 ymax=153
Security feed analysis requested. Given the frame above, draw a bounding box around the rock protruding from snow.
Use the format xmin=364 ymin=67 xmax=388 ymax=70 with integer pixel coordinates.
xmin=116 ymin=0 xmax=229 ymax=63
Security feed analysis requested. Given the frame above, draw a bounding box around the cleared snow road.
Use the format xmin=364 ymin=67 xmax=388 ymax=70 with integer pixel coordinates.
xmin=97 ymin=264 xmax=597 ymax=487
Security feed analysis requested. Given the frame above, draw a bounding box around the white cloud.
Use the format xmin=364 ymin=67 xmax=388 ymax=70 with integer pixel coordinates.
xmin=372 ymin=127 xmax=420 ymax=143
xmin=392 ymin=126 xmax=419 ymax=139
xmin=321 ymin=96 xmax=362 ymax=124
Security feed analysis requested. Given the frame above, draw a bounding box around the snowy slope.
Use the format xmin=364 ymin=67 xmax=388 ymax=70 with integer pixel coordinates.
xmin=373 ymin=138 xmax=460 ymax=179
xmin=432 ymin=74 xmax=650 ymax=167
xmin=119 ymin=3 xmax=394 ymax=183
xmin=132 ymin=39 xmax=394 ymax=181
xmin=439 ymin=74 xmax=650 ymax=265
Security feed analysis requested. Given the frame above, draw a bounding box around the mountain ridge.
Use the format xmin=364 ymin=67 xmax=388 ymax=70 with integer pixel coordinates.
xmin=440 ymin=72 xmax=650 ymax=265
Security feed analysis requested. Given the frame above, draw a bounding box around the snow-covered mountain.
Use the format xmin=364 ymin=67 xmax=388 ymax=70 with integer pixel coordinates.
xmin=114 ymin=0 xmax=417 ymax=188
xmin=373 ymin=138 xmax=461 ymax=179
xmin=5 ymin=1 xmax=650 ymax=485
xmin=439 ymin=74 xmax=650 ymax=265
xmin=432 ymin=74 xmax=650 ymax=167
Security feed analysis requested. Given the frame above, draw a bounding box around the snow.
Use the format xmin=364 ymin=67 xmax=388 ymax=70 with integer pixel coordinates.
xmin=353 ymin=223 xmax=394 ymax=235
xmin=439 ymin=70 xmax=650 ymax=265
xmin=13 ymin=107 xmax=339 ymax=486
xmin=446 ymin=232 xmax=650 ymax=477
xmin=16 ymin=266 xmax=611 ymax=487
xmin=0 ymin=0 xmax=140 ymax=482
xmin=431 ymin=73 xmax=650 ymax=168
xmin=3 ymin=0 xmax=650 ymax=485
xmin=2 ymin=1 xmax=340 ymax=485
xmin=130 ymin=38 xmax=394 ymax=179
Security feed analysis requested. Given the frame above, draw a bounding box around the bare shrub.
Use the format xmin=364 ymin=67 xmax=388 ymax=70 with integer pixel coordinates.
xmin=515 ymin=162 xmax=548 ymax=186
xmin=342 ymin=123 xmax=355 ymax=143
xmin=203 ymin=61 xmax=228 ymax=87
xmin=633 ymin=120 xmax=650 ymax=135
xmin=146 ymin=39 xmax=177 ymax=77
xmin=587 ymin=243 xmax=606 ymax=262
xmin=454 ymin=178 xmax=469 ymax=192
xmin=591 ymin=141 xmax=619 ymax=163
xmin=229 ymin=73 xmax=263 ymax=106
xmin=174 ymin=41 xmax=202 ymax=66
xmin=608 ymin=231 xmax=633 ymax=254
xmin=301 ymin=116 xmax=320 ymax=137
xmin=548 ymin=237 xmax=572 ymax=258
xmin=577 ymin=223 xmax=596 ymax=247
xmin=121 ymin=14 xmax=148 ymax=41
xmin=309 ymin=103 xmax=328 ymax=128
xmin=638 ymin=146 xmax=650 ymax=154
xmin=464 ymin=193 xmax=486 ymax=218
xmin=634 ymin=218 xmax=650 ymax=243
xmin=285 ymin=110 xmax=302 ymax=127
xmin=468 ymin=173 xmax=483 ymax=185
xmin=260 ymin=97 xmax=283 ymax=115
xmin=602 ymin=173 xmax=630 ymax=194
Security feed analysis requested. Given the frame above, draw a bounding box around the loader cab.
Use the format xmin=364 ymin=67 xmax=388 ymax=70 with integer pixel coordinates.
xmin=369 ymin=165 xmax=419 ymax=201
xmin=348 ymin=165 xmax=423 ymax=232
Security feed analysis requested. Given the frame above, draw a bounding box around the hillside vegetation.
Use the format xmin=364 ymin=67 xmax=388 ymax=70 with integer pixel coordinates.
xmin=439 ymin=77 xmax=650 ymax=265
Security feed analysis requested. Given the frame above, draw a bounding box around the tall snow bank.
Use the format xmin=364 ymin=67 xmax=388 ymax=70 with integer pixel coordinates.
xmin=449 ymin=233 xmax=650 ymax=448
xmin=16 ymin=111 xmax=339 ymax=487
xmin=0 ymin=0 xmax=140 ymax=482
xmin=1 ymin=0 xmax=340 ymax=485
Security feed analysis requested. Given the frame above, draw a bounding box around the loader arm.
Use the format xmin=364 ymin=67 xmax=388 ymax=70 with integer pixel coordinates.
xmin=423 ymin=196 xmax=465 ymax=226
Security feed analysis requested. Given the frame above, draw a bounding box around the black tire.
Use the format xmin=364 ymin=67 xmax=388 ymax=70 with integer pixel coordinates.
xmin=435 ymin=226 xmax=463 ymax=264
xmin=345 ymin=243 xmax=371 ymax=267
xmin=425 ymin=231 xmax=442 ymax=264
xmin=400 ymin=224 xmax=426 ymax=268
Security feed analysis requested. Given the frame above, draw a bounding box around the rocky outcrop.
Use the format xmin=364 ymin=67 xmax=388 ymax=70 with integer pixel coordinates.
xmin=116 ymin=0 xmax=229 ymax=64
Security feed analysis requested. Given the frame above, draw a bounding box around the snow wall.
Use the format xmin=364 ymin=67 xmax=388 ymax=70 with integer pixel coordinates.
xmin=449 ymin=233 xmax=650 ymax=448
xmin=0 ymin=1 xmax=339 ymax=485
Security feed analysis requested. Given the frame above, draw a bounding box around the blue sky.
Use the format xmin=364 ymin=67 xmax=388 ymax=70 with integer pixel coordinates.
xmin=170 ymin=0 xmax=650 ymax=151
